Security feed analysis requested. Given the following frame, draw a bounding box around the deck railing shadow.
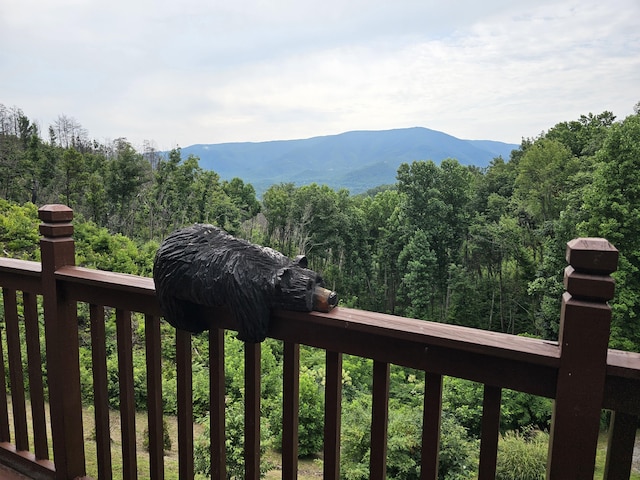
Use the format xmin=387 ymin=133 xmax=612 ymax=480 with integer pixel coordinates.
xmin=0 ymin=204 xmax=638 ymax=479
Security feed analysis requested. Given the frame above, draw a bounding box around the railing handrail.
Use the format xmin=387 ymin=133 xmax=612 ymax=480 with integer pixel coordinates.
xmin=59 ymin=263 xmax=560 ymax=361
xmin=4 ymin=255 xmax=634 ymax=408
xmin=47 ymin=260 xmax=640 ymax=412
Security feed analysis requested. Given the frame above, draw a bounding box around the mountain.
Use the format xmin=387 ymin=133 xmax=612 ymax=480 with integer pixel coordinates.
xmin=179 ymin=127 xmax=518 ymax=195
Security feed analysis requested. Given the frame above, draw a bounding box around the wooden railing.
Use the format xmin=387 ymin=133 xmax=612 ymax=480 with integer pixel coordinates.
xmin=0 ymin=204 xmax=638 ymax=479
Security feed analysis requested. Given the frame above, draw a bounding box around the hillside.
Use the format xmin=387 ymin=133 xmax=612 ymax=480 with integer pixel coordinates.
xmin=179 ymin=127 xmax=518 ymax=194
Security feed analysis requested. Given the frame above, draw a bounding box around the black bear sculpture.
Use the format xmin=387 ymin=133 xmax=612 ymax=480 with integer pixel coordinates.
xmin=153 ymin=224 xmax=337 ymax=342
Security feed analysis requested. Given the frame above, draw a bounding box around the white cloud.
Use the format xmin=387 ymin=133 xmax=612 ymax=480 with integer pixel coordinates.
xmin=1 ymin=0 xmax=638 ymax=149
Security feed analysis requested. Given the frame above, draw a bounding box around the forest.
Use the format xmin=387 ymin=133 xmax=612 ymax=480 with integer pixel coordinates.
xmin=1 ymin=102 xmax=640 ymax=479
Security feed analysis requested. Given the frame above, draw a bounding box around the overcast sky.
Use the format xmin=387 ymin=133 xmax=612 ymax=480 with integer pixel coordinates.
xmin=1 ymin=0 xmax=638 ymax=150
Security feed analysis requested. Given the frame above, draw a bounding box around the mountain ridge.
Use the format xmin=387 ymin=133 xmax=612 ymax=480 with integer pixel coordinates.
xmin=178 ymin=127 xmax=518 ymax=195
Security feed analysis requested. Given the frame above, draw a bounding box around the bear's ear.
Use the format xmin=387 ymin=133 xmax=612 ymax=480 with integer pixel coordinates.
xmin=294 ymin=255 xmax=308 ymax=268
xmin=277 ymin=267 xmax=291 ymax=283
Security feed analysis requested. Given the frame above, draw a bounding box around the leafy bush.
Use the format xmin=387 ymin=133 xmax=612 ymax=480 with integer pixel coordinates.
xmin=340 ymin=397 xmax=478 ymax=480
xmin=269 ymin=369 xmax=324 ymax=457
xmin=339 ymin=396 xmax=371 ymax=480
xmin=438 ymin=415 xmax=478 ymax=480
xmin=442 ymin=378 xmax=552 ymax=436
xmin=0 ymin=200 xmax=39 ymax=259
xmin=495 ymin=429 xmax=548 ymax=480
xmin=142 ymin=418 xmax=172 ymax=452
xmin=194 ymin=398 xmax=272 ymax=478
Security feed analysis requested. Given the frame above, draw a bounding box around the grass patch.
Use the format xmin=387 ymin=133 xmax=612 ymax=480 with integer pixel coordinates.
xmin=6 ymin=398 xmax=640 ymax=479
xmin=263 ymin=450 xmax=323 ymax=479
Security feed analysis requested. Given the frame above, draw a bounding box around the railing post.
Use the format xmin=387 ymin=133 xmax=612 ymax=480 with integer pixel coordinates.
xmin=39 ymin=204 xmax=86 ymax=479
xmin=547 ymin=238 xmax=618 ymax=479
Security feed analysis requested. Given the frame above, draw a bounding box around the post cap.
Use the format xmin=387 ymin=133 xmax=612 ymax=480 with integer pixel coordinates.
xmin=566 ymin=238 xmax=618 ymax=275
xmin=38 ymin=204 xmax=74 ymax=223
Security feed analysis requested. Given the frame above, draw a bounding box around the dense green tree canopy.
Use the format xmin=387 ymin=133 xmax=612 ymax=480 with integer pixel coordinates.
xmin=2 ymin=102 xmax=640 ymax=478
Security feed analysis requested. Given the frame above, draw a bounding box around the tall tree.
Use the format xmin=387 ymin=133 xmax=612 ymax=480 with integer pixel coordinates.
xmin=59 ymin=147 xmax=87 ymax=208
xmin=53 ymin=114 xmax=87 ymax=149
xmin=105 ymin=139 xmax=151 ymax=234
xmin=397 ymin=159 xmax=474 ymax=321
xmin=579 ymin=111 xmax=640 ymax=350
xmin=262 ymin=183 xmax=296 ymax=250
xmin=514 ymin=138 xmax=578 ymax=224
xmin=545 ymin=111 xmax=615 ymax=158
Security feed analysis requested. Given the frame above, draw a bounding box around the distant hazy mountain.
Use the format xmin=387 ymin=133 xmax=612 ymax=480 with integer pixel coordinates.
xmin=179 ymin=127 xmax=518 ymax=195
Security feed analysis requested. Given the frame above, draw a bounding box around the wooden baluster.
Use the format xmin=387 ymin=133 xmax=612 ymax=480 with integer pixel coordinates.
xmin=116 ymin=309 xmax=137 ymax=479
xmin=547 ymin=237 xmax=618 ymax=478
xmin=420 ymin=372 xmax=442 ymax=480
xmin=603 ymin=411 xmax=638 ymax=480
xmin=370 ymin=360 xmax=389 ymax=480
xmin=0 ymin=301 xmax=9 ymax=443
xmin=478 ymin=385 xmax=501 ymax=479
xmin=176 ymin=329 xmax=194 ymax=479
xmin=145 ymin=314 xmax=164 ymax=480
xmin=282 ymin=341 xmax=300 ymax=479
xmin=90 ymin=304 xmax=112 ymax=480
xmin=324 ymin=351 xmax=342 ymax=480
xmin=210 ymin=328 xmax=226 ymax=480
xmin=3 ymin=287 xmax=29 ymax=451
xmin=39 ymin=204 xmax=86 ymax=479
xmin=23 ymin=291 xmax=49 ymax=460
xmin=245 ymin=342 xmax=261 ymax=480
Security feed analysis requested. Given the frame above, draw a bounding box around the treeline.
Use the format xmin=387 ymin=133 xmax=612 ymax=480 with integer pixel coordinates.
xmin=2 ymin=103 xmax=640 ymax=349
xmin=0 ymin=106 xmax=260 ymax=240
xmin=2 ymin=102 xmax=640 ymax=478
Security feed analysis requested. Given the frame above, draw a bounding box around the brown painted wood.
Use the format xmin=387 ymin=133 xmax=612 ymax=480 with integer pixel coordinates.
xmin=0 ymin=258 xmax=42 ymax=294
xmin=323 ymin=351 xmax=342 ymax=480
xmin=564 ymin=266 xmax=616 ymax=300
xmin=607 ymin=349 xmax=640 ymax=379
xmin=282 ymin=342 xmax=300 ymax=479
xmin=565 ymin=237 xmax=618 ymax=274
xmin=209 ymin=328 xmax=226 ymax=480
xmin=603 ymin=411 xmax=638 ymax=480
xmin=270 ymin=311 xmax=558 ymax=398
xmin=22 ymin=292 xmax=49 ymax=460
xmin=0 ymin=442 xmax=55 ymax=479
xmin=2 ymin=288 xmax=29 ymax=451
xmin=38 ymin=205 xmax=86 ymax=479
xmin=548 ymin=295 xmax=612 ymax=478
xmin=245 ymin=342 xmax=261 ymax=480
xmin=116 ymin=309 xmax=138 ymax=480
xmin=478 ymin=385 xmax=501 ymax=480
xmin=27 ymin=260 xmax=574 ymax=399
xmin=548 ymin=239 xmax=618 ymax=479
xmin=89 ymin=304 xmax=112 ymax=480
xmin=145 ymin=315 xmax=165 ymax=480
xmin=370 ymin=360 xmax=389 ymax=480
xmin=603 ymin=374 xmax=640 ymax=416
xmin=176 ymin=329 xmax=194 ymax=480
xmin=604 ymin=349 xmax=640 ymax=415
xmin=56 ymin=266 xmax=162 ymax=316
xmin=37 ymin=204 xmax=73 ymax=223
xmin=0 ymin=297 xmax=10 ymax=443
xmin=272 ymin=307 xmax=561 ymax=367
xmin=420 ymin=373 xmax=442 ymax=480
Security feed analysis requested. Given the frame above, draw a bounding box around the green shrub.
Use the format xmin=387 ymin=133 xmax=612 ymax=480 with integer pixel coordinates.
xmin=340 ymin=397 xmax=478 ymax=480
xmin=194 ymin=398 xmax=272 ymax=478
xmin=142 ymin=418 xmax=172 ymax=452
xmin=437 ymin=415 xmax=478 ymax=480
xmin=495 ymin=429 xmax=548 ymax=480
xmin=442 ymin=378 xmax=552 ymax=436
xmin=270 ymin=369 xmax=324 ymax=457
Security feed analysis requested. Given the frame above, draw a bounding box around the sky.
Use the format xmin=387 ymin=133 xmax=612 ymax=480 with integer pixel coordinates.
xmin=1 ymin=0 xmax=639 ymax=151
